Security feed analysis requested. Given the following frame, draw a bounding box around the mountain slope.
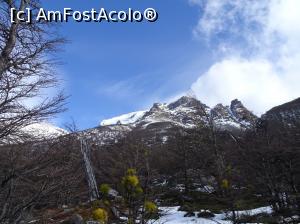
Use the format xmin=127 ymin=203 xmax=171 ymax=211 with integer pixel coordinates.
xmin=263 ymin=97 xmax=300 ymax=125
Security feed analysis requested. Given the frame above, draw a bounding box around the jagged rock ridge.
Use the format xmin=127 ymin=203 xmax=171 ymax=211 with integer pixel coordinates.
xmin=92 ymin=96 xmax=257 ymax=145
xmin=101 ymin=96 xmax=256 ymax=130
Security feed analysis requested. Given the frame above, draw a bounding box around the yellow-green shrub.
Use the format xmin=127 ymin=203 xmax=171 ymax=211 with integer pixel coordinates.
xmin=126 ymin=168 xmax=137 ymax=176
xmin=122 ymin=169 xmax=140 ymax=188
xmin=221 ymin=179 xmax=229 ymax=189
xmin=144 ymin=201 xmax=158 ymax=213
xmin=92 ymin=208 xmax=108 ymax=224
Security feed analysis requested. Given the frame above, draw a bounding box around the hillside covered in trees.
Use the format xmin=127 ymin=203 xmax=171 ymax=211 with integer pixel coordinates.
xmin=1 ymin=96 xmax=300 ymax=223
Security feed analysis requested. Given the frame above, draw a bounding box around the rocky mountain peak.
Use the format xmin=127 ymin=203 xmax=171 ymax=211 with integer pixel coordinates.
xmin=211 ymin=104 xmax=229 ymax=119
xmin=167 ymin=96 xmax=205 ymax=110
xmin=230 ymin=99 xmax=257 ymax=123
xmin=230 ymin=99 xmax=243 ymax=107
xmin=213 ymin=103 xmax=227 ymax=111
xmin=98 ymin=96 xmax=259 ymax=143
xmin=149 ymin=103 xmax=166 ymax=113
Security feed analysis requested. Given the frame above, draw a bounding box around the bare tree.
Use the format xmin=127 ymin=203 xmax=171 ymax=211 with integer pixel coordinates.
xmin=0 ymin=136 xmax=88 ymax=223
xmin=0 ymin=0 xmax=66 ymax=143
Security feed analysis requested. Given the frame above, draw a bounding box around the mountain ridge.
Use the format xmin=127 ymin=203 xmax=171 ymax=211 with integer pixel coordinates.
xmin=89 ymin=96 xmax=300 ymax=146
xmin=100 ymin=96 xmax=256 ymax=130
xmin=6 ymin=96 xmax=300 ymax=146
xmin=79 ymin=96 xmax=258 ymax=146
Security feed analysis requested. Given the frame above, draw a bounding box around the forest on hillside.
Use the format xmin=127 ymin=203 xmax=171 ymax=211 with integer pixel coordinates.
xmin=1 ymin=116 xmax=300 ymax=223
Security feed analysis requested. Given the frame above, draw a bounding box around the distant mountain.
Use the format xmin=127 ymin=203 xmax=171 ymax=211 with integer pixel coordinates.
xmin=100 ymin=96 xmax=256 ymax=130
xmin=1 ymin=122 xmax=68 ymax=145
xmin=21 ymin=122 xmax=68 ymax=139
xmin=6 ymin=96 xmax=300 ymax=147
xmin=80 ymin=96 xmax=257 ymax=146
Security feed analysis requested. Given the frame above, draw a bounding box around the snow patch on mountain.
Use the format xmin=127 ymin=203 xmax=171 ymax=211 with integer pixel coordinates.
xmin=21 ymin=122 xmax=68 ymax=139
xmin=100 ymin=111 xmax=146 ymax=126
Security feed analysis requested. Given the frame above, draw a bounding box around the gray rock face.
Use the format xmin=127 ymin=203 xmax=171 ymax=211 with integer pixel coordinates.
xmin=168 ymin=96 xmax=206 ymax=110
xmin=230 ymin=99 xmax=257 ymax=124
xmin=210 ymin=99 xmax=257 ymax=130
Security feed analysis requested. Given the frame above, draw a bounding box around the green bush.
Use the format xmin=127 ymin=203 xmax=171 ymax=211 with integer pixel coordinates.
xmin=99 ymin=184 xmax=110 ymax=196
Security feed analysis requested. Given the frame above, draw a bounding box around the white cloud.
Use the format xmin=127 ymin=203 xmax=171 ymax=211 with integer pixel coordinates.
xmin=191 ymin=57 xmax=291 ymax=114
xmin=189 ymin=0 xmax=300 ymax=113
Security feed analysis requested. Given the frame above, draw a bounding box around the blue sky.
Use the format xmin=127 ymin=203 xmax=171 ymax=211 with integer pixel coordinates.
xmin=42 ymin=0 xmax=300 ymax=130
xmin=42 ymin=0 xmax=213 ymax=129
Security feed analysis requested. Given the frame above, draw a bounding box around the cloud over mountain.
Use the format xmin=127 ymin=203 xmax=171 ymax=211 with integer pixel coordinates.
xmin=189 ymin=0 xmax=300 ymax=114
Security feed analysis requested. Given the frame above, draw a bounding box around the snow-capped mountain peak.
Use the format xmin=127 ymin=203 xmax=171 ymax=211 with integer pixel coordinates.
xmin=93 ymin=96 xmax=257 ymax=146
xmin=1 ymin=122 xmax=68 ymax=145
xmin=100 ymin=96 xmax=256 ymax=130
xmin=100 ymin=111 xmax=147 ymax=126
xmin=21 ymin=122 xmax=68 ymax=138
